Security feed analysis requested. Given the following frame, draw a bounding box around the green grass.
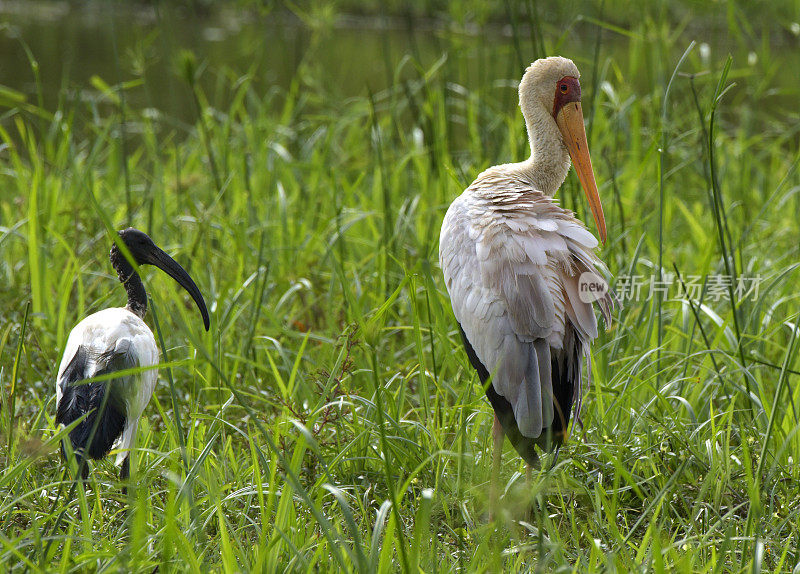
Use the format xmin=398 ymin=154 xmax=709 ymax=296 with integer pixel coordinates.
xmin=2 ymin=1 xmax=800 ymax=571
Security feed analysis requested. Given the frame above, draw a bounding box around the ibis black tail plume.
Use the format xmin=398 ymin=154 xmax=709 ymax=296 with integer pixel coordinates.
xmin=55 ymin=346 xmax=127 ymax=477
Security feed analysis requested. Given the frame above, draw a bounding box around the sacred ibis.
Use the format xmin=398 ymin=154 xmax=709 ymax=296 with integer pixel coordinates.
xmin=55 ymin=227 xmax=210 ymax=489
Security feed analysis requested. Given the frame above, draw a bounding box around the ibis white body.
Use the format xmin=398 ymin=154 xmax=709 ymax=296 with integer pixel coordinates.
xmin=54 ymin=227 xmax=209 ymax=488
xmin=56 ymin=307 xmax=158 ymax=467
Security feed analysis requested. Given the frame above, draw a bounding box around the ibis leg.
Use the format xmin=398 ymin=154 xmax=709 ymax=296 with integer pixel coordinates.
xmin=62 ymin=441 xmax=89 ymax=480
xmin=120 ymin=454 xmax=130 ymax=496
xmin=490 ymin=413 xmax=503 ymax=518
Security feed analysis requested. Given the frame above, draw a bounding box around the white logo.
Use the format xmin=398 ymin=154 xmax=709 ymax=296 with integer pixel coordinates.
xmin=578 ymin=271 xmax=608 ymax=303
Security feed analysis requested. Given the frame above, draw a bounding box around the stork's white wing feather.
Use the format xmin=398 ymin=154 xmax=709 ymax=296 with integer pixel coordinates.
xmin=440 ymin=179 xmax=607 ymax=439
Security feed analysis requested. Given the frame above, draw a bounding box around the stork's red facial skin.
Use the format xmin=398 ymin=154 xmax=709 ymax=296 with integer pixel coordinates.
xmin=552 ymin=76 xmax=581 ymax=118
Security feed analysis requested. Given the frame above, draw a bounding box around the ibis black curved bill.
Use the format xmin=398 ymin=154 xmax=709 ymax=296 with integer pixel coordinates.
xmin=147 ymin=248 xmax=211 ymax=331
xmin=118 ymin=228 xmax=211 ymax=331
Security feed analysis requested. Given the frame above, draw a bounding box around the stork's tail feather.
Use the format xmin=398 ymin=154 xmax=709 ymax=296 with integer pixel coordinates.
xmin=55 ymin=346 xmax=127 ymax=463
xmin=458 ymin=323 xmax=584 ymax=467
xmin=458 ymin=324 xmax=542 ymax=467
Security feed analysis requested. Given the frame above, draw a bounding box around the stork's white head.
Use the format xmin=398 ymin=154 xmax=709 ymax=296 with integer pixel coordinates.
xmin=518 ymin=56 xmax=606 ymax=243
xmin=519 ymin=56 xmax=581 ymax=120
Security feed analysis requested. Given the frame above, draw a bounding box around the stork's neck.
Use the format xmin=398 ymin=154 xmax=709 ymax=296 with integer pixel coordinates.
xmin=109 ymin=247 xmax=147 ymax=319
xmin=517 ymin=105 xmax=571 ymax=197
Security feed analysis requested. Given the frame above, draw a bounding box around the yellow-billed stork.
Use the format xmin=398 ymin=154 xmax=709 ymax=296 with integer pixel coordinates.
xmin=439 ymin=57 xmax=613 ymax=495
xmin=55 ymin=227 xmax=210 ymax=489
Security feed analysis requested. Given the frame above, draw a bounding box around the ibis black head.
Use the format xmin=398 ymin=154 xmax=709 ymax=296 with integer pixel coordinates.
xmin=112 ymin=227 xmax=210 ymax=331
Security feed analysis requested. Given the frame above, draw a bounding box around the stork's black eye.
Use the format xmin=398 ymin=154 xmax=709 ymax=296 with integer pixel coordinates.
xmin=560 ymin=83 xmax=569 ymax=93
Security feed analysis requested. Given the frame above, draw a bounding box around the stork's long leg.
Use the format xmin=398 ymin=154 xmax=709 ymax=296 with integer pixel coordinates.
xmin=490 ymin=414 xmax=503 ymax=518
xmin=525 ymin=464 xmax=534 ymax=521
xmin=550 ymin=444 xmax=562 ymax=470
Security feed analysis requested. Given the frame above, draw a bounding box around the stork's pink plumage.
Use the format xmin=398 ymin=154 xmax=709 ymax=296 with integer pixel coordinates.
xmin=439 ymin=57 xmax=613 ymax=498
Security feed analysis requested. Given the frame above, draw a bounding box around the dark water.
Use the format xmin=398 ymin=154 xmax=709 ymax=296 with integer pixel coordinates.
xmin=1 ymin=2 xmax=799 ymax=124
xmin=0 ymin=4 xmax=472 ymax=118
